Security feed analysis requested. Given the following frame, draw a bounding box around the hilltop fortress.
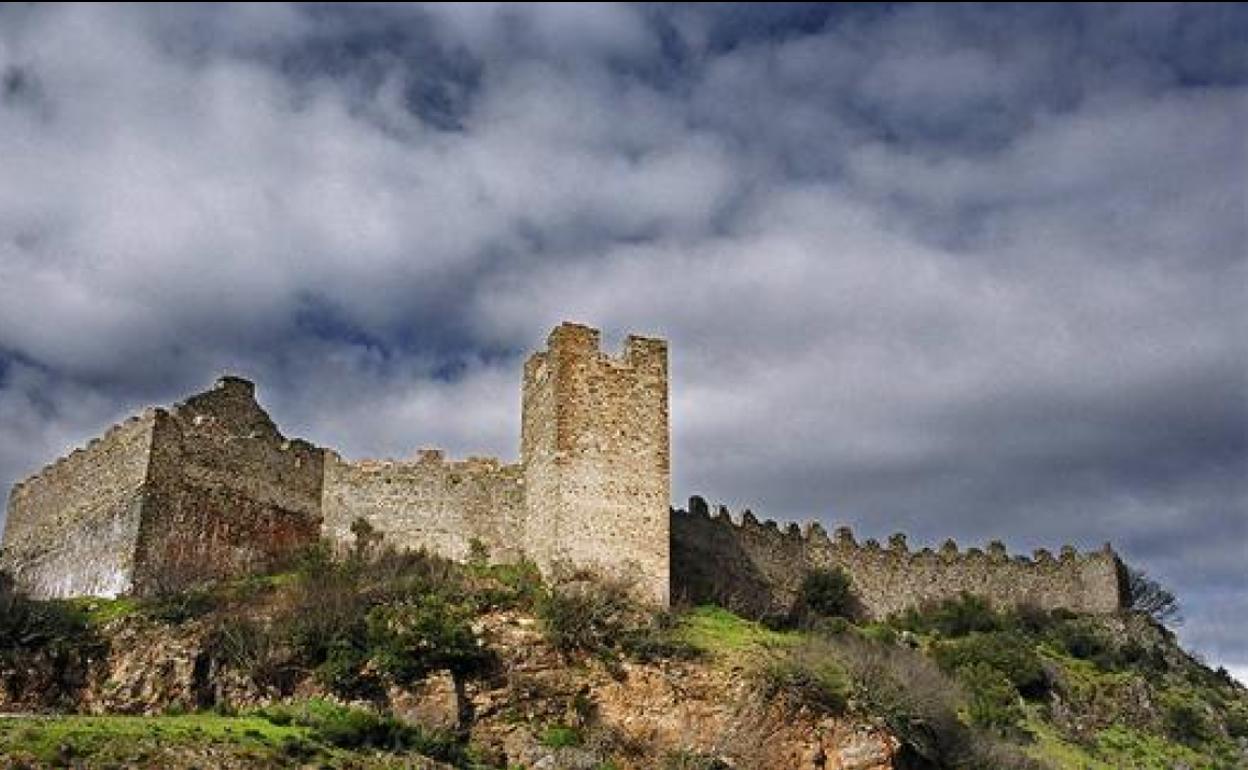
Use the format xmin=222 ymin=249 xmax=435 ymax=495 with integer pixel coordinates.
xmin=0 ymin=323 xmax=1126 ymax=618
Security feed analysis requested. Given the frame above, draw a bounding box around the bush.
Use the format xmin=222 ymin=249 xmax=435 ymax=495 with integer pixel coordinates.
xmin=537 ymin=576 xmax=640 ymax=656
xmin=259 ymin=699 xmax=467 ymax=761
xmin=1047 ymin=618 xmax=1113 ymax=665
xmin=474 ymin=559 xmax=546 ymax=611
xmin=1163 ymin=699 xmax=1211 ymax=747
xmin=931 ymin=631 xmax=1047 ymax=698
xmin=756 ymin=638 xmax=850 ymax=714
xmin=906 ymin=593 xmax=1004 ymax=638
xmin=796 ymin=567 xmax=854 ymax=621
xmin=202 ymin=617 xmax=295 ymax=693
xmin=958 ymin=663 xmax=1024 ymax=733
xmin=367 ymin=594 xmax=492 ymax=684
xmin=834 ymin=634 xmax=971 ymax=765
xmin=259 ymin=540 xmax=492 ymax=698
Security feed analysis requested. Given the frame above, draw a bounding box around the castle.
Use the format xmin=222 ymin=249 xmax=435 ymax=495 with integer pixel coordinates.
xmin=0 ymin=322 xmax=1126 ymax=618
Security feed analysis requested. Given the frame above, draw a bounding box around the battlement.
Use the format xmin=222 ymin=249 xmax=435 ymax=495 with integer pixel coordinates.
xmin=671 ymin=496 xmax=1126 ymax=620
xmin=10 ymin=408 xmax=161 ymax=498
xmin=3 ymin=323 xmax=1122 ymax=618
xmin=679 ymin=496 xmax=1114 ymax=566
xmin=538 ymin=322 xmax=668 ymax=369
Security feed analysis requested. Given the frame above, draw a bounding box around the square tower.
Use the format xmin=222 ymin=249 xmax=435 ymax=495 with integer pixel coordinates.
xmin=521 ymin=323 xmax=670 ymax=605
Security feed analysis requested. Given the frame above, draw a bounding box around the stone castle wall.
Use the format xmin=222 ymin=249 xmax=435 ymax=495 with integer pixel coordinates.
xmin=521 ymin=324 xmax=670 ymax=605
xmin=0 ymin=411 xmax=156 ymax=598
xmin=322 ymin=450 xmax=525 ymax=564
xmin=671 ymin=497 xmax=1126 ymax=620
xmin=131 ymin=377 xmax=324 ymax=595
xmin=1 ymin=324 xmax=1126 ymax=619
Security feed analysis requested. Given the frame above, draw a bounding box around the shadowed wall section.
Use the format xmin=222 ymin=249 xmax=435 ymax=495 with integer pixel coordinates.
xmin=671 ymin=496 xmax=1126 ymax=620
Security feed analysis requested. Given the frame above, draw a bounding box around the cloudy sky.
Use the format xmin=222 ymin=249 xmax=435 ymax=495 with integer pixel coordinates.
xmin=1 ymin=4 xmax=1244 ymax=674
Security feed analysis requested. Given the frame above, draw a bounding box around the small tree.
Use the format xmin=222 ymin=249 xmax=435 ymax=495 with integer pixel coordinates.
xmin=1125 ymin=566 xmax=1182 ymax=626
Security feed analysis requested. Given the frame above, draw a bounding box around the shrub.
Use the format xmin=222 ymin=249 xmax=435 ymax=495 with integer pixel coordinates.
xmin=537 ymin=576 xmax=641 ymax=656
xmin=1047 ymin=618 xmax=1112 ymax=663
xmin=260 ymin=699 xmax=467 ymax=761
xmin=367 ymin=594 xmax=492 ymax=684
xmin=1006 ymin=602 xmax=1056 ymax=635
xmin=1163 ymin=699 xmax=1211 ymax=747
xmin=796 ymin=567 xmax=854 ymax=621
xmin=958 ymin=663 xmax=1024 ymax=733
xmin=260 ymin=541 xmax=492 ymax=698
xmin=834 ymin=634 xmax=970 ymax=764
xmin=475 ymin=559 xmax=546 ymax=611
xmin=860 ymin=623 xmax=898 ymax=646
xmin=923 ymin=594 xmax=1003 ymax=637
xmin=931 ymin=631 xmax=1046 ymax=698
xmin=202 ymin=617 xmax=296 ymax=693
xmin=314 ymin=638 xmax=379 ymax=699
xmin=756 ymin=637 xmax=850 ymax=714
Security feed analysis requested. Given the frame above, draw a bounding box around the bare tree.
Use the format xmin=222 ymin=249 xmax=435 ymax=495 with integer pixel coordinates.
xmin=1126 ymin=565 xmax=1182 ymax=626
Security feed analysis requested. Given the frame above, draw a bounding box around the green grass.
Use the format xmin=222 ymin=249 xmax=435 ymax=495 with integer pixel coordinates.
xmin=1022 ymin=710 xmax=1115 ymax=769
xmin=675 ymin=605 xmax=800 ymax=658
xmin=65 ymin=596 xmax=143 ymax=626
xmin=0 ymin=713 xmax=310 ymax=765
xmin=539 ymin=724 xmax=582 ymax=748
xmin=1092 ymin=725 xmax=1213 ymax=769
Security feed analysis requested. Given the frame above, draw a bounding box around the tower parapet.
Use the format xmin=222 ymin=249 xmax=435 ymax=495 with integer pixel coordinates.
xmin=521 ymin=322 xmax=670 ymax=604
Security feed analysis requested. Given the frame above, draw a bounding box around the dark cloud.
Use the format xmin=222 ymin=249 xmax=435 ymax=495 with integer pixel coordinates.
xmin=1 ymin=3 xmax=1244 ymax=676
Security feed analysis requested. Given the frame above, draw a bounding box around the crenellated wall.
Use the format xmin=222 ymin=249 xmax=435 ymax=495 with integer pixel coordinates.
xmin=322 ymin=450 xmax=525 ymax=564
xmin=671 ymin=496 xmax=1126 ymax=621
xmin=0 ymin=411 xmax=157 ymax=598
xmin=0 ymin=377 xmax=325 ymax=597
xmin=2 ymin=325 xmax=1126 ymax=621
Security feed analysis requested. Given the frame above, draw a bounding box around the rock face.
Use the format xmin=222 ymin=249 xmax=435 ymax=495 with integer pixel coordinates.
xmin=463 ymin=612 xmax=898 ymax=770
xmin=0 ymin=610 xmax=898 ymax=770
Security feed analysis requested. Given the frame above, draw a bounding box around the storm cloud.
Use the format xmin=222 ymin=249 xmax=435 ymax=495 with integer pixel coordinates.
xmin=0 ymin=4 xmax=1244 ymax=676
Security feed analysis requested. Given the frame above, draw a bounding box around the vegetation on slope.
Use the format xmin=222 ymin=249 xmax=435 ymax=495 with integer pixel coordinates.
xmin=1 ymin=540 xmax=1245 ymax=769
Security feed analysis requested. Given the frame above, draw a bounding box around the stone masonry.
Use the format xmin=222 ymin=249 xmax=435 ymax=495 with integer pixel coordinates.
xmin=0 ymin=377 xmax=322 ymax=598
xmin=670 ymin=497 xmax=1126 ymax=621
xmin=1 ymin=322 xmax=1125 ymax=617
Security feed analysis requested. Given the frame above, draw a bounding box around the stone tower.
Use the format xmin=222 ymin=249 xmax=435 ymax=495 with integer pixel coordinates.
xmin=521 ymin=323 xmax=671 ymax=604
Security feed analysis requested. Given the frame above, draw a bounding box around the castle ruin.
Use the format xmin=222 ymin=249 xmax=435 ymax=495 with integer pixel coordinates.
xmin=0 ymin=322 xmax=1126 ymax=618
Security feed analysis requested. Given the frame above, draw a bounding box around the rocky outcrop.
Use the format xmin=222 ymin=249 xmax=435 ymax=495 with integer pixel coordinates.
xmin=1 ymin=609 xmax=899 ymax=769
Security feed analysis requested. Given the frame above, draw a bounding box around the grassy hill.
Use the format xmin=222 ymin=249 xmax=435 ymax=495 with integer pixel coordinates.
xmin=1 ymin=544 xmax=1244 ymax=769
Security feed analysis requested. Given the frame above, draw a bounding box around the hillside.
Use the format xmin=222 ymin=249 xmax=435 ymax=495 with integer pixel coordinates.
xmin=0 ymin=542 xmax=1244 ymax=769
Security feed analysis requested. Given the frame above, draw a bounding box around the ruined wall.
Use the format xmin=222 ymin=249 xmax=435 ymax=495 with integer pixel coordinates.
xmin=321 ymin=450 xmax=525 ymax=563
xmin=671 ymin=497 xmax=1126 ymax=620
xmin=0 ymin=412 xmax=156 ymax=598
xmin=522 ymin=323 xmax=671 ymax=605
xmin=131 ymin=377 xmax=324 ymax=594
